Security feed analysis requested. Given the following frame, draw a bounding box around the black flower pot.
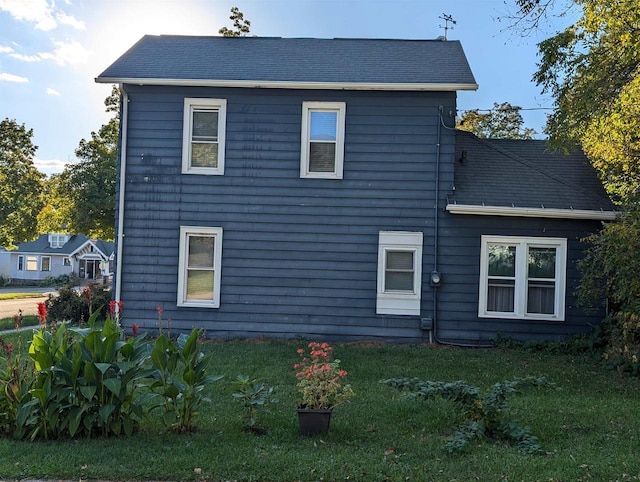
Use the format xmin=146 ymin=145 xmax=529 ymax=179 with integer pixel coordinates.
xmin=297 ymin=407 xmax=332 ymax=435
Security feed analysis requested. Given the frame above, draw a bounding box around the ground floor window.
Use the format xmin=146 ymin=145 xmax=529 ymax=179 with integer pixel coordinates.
xmin=177 ymin=226 xmax=223 ymax=308
xmin=41 ymin=256 xmax=51 ymax=272
xmin=26 ymin=256 xmax=38 ymax=271
xmin=478 ymin=235 xmax=567 ymax=321
xmin=376 ymin=231 xmax=423 ymax=316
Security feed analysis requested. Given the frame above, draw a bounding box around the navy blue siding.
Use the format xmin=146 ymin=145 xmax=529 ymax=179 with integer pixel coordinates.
xmin=118 ymin=85 xmax=457 ymax=342
xmin=436 ymin=213 xmax=606 ymax=343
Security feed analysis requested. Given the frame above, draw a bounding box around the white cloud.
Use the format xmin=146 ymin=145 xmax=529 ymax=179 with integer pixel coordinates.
xmin=0 ymin=0 xmax=85 ymax=31
xmin=0 ymin=0 xmax=57 ymax=31
xmin=0 ymin=72 xmax=28 ymax=82
xmin=8 ymin=40 xmax=90 ymax=66
xmin=56 ymin=11 xmax=85 ymax=30
xmin=46 ymin=87 xmax=60 ymax=96
xmin=34 ymin=156 xmax=68 ymax=176
xmin=0 ymin=45 xmax=15 ymax=54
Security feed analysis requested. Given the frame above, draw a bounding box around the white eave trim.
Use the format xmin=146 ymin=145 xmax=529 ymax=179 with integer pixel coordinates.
xmin=95 ymin=77 xmax=479 ymax=92
xmin=446 ymin=203 xmax=618 ymax=221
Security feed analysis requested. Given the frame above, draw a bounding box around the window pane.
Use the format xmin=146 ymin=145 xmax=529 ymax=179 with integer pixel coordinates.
xmin=186 ymin=270 xmax=214 ymax=300
xmin=188 ymin=236 xmax=214 ymax=268
xmin=528 ymin=247 xmax=556 ymax=279
xmin=309 ymin=142 xmax=336 ymax=172
xmin=310 ymin=111 xmax=337 ymax=141
xmin=192 ymin=110 xmax=218 ymax=140
xmin=487 ymin=279 xmax=515 ymax=312
xmin=488 ymin=245 xmax=516 ymax=277
xmin=26 ymin=256 xmax=38 ymax=271
xmin=42 ymin=257 xmax=50 ymax=271
xmin=527 ymin=280 xmax=555 ymax=314
xmin=387 ymin=251 xmax=413 ymax=270
xmin=385 ymin=272 xmax=414 ymax=291
xmin=191 ymin=143 xmax=218 ymax=168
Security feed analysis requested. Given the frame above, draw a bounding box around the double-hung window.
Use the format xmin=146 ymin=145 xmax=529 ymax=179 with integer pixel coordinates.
xmin=26 ymin=256 xmax=38 ymax=271
xmin=300 ymin=101 xmax=346 ymax=179
xmin=17 ymin=255 xmax=24 ymax=271
xmin=177 ymin=226 xmax=223 ymax=308
xmin=182 ymin=98 xmax=227 ymax=175
xmin=41 ymin=256 xmax=51 ymax=272
xmin=479 ymin=236 xmax=567 ymax=321
xmin=376 ymin=231 xmax=423 ymax=316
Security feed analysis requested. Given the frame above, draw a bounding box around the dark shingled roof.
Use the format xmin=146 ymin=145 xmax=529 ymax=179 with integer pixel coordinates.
xmin=14 ymin=235 xmax=114 ymax=257
xmin=96 ymin=35 xmax=477 ymax=88
xmin=450 ymin=130 xmax=615 ymax=213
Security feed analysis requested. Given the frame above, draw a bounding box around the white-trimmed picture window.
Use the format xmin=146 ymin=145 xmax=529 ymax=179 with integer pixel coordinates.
xmin=41 ymin=256 xmax=51 ymax=272
xmin=26 ymin=256 xmax=38 ymax=271
xmin=376 ymin=231 xmax=423 ymax=316
xmin=177 ymin=226 xmax=223 ymax=308
xmin=479 ymin=235 xmax=567 ymax=321
xmin=182 ymin=98 xmax=227 ymax=175
xmin=300 ymin=101 xmax=346 ymax=179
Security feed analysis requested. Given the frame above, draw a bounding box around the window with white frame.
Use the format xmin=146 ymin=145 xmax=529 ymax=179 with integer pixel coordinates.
xmin=48 ymin=234 xmax=68 ymax=248
xmin=41 ymin=256 xmax=51 ymax=272
xmin=26 ymin=256 xmax=38 ymax=271
xmin=177 ymin=226 xmax=223 ymax=308
xmin=478 ymin=236 xmax=567 ymax=321
xmin=300 ymin=101 xmax=346 ymax=179
xmin=17 ymin=255 xmax=24 ymax=271
xmin=182 ymin=98 xmax=227 ymax=175
xmin=376 ymin=231 xmax=423 ymax=316
xmin=63 ymin=257 xmax=71 ymax=267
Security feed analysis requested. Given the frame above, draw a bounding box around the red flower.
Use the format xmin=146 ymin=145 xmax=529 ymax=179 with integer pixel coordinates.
xmin=132 ymin=324 xmax=139 ymax=336
xmin=37 ymin=302 xmax=47 ymax=325
xmin=157 ymin=303 xmax=164 ymax=316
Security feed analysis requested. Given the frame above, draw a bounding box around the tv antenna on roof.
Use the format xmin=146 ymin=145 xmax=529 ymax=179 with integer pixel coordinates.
xmin=438 ymin=13 xmax=456 ymax=40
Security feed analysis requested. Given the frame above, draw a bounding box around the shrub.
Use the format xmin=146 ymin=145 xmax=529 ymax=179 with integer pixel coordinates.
xmin=44 ymin=284 xmax=111 ymax=323
xmin=602 ymin=310 xmax=640 ymax=374
xmin=232 ymin=375 xmax=277 ymax=433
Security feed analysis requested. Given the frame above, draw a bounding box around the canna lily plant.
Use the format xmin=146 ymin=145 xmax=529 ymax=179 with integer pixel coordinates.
xmin=294 ymin=342 xmax=354 ymax=410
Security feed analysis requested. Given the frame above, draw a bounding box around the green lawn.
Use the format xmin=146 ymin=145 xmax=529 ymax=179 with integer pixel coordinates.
xmin=0 ymin=335 xmax=638 ymax=481
xmin=0 ymin=292 xmax=47 ymax=301
xmin=0 ymin=315 xmax=38 ymax=331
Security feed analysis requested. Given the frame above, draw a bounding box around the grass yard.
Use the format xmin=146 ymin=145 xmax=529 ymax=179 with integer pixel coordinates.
xmin=0 ymin=315 xmax=38 ymax=331
xmin=0 ymin=334 xmax=639 ymax=481
xmin=0 ymin=293 xmax=48 ymax=301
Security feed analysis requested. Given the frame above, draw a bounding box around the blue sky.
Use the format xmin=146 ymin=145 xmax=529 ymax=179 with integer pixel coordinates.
xmin=0 ymin=0 xmax=575 ymax=176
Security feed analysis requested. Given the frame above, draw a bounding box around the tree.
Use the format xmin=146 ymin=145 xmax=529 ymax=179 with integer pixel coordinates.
xmin=0 ymin=119 xmax=44 ymax=248
xmin=37 ymin=173 xmax=73 ymax=234
xmin=218 ymin=7 xmax=251 ymax=37
xmin=456 ymin=102 xmax=536 ymax=139
xmin=53 ymin=86 xmax=120 ymax=240
xmin=532 ymin=0 xmax=640 ymax=205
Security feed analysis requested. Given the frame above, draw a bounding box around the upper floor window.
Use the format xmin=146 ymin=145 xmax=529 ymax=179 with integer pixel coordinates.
xmin=177 ymin=226 xmax=223 ymax=308
xmin=182 ymin=98 xmax=227 ymax=175
xmin=48 ymin=234 xmax=68 ymax=248
xmin=300 ymin=102 xmax=346 ymax=179
xmin=376 ymin=231 xmax=423 ymax=316
xmin=479 ymin=235 xmax=567 ymax=321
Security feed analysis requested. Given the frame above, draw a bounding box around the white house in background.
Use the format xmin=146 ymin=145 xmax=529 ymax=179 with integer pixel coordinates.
xmin=1 ymin=234 xmax=115 ymax=282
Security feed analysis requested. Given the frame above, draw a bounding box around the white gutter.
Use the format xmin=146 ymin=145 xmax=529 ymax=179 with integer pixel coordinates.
xmin=446 ymin=203 xmax=618 ymax=221
xmin=95 ymin=77 xmax=479 ymax=92
xmin=115 ymin=85 xmax=128 ymax=305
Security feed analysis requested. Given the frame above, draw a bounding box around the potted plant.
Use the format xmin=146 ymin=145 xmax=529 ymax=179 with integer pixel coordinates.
xmin=294 ymin=342 xmax=354 ymax=435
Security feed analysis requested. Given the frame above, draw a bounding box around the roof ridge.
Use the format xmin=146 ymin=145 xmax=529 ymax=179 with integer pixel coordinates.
xmin=457 ymin=130 xmax=612 ymax=207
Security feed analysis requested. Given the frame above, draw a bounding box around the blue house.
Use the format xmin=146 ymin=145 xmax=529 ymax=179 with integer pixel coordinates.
xmin=96 ymin=36 xmax=615 ymax=344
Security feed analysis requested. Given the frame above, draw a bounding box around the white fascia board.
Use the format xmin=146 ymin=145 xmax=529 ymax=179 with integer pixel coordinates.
xmin=446 ymin=203 xmax=618 ymax=221
xmin=95 ymin=77 xmax=479 ymax=92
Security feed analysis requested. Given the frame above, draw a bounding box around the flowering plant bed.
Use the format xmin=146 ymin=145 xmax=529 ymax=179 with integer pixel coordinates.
xmin=294 ymin=342 xmax=354 ymax=409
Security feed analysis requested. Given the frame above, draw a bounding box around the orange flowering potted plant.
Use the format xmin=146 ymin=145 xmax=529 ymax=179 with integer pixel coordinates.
xmin=294 ymin=342 xmax=354 ymax=435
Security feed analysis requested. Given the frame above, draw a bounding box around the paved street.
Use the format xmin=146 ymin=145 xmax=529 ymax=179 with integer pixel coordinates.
xmin=0 ymin=288 xmax=55 ymax=319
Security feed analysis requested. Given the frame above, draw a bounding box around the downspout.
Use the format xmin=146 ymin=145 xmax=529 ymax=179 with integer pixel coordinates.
xmin=431 ymin=108 xmax=492 ymax=348
xmin=115 ymin=84 xmax=128 ymax=306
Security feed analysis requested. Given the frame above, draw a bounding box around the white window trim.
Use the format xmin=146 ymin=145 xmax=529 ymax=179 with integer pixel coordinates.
xmin=26 ymin=255 xmax=38 ymax=271
xmin=300 ymin=101 xmax=346 ymax=179
xmin=478 ymin=235 xmax=567 ymax=321
xmin=177 ymin=226 xmax=223 ymax=308
xmin=376 ymin=231 xmax=423 ymax=316
xmin=17 ymin=255 xmax=24 ymax=271
xmin=41 ymin=256 xmax=51 ymax=272
xmin=182 ymin=98 xmax=227 ymax=175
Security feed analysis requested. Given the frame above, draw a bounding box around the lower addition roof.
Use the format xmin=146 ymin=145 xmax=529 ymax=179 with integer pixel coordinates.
xmin=447 ymin=130 xmax=617 ymax=221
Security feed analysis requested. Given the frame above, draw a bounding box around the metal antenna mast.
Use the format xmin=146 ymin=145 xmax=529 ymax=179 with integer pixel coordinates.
xmin=438 ymin=14 xmax=456 ymax=40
